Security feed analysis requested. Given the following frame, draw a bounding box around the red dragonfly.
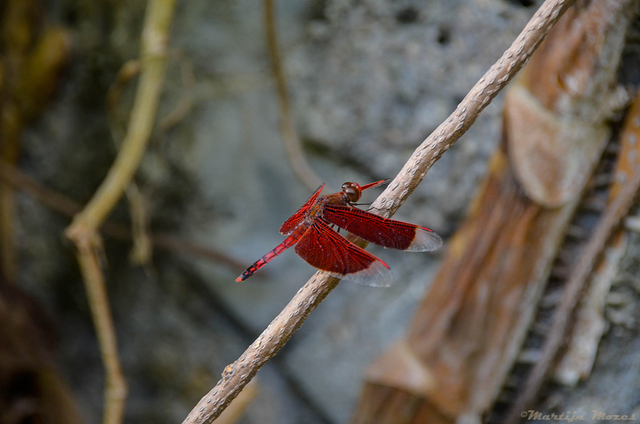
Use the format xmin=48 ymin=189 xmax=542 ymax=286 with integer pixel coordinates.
xmin=236 ymin=180 xmax=442 ymax=286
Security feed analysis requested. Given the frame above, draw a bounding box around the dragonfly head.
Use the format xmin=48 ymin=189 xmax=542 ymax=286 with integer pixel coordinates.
xmin=341 ymin=182 xmax=362 ymax=203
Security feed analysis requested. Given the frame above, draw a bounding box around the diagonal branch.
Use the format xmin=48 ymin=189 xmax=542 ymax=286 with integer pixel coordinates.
xmin=182 ymin=1 xmax=576 ymax=423
xmin=372 ymin=0 xmax=572 ymax=218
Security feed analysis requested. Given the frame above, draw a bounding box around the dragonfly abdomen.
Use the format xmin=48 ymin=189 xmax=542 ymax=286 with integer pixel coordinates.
xmin=236 ymin=225 xmax=307 ymax=282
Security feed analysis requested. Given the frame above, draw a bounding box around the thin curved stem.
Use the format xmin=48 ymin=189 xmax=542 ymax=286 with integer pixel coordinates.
xmin=63 ymin=1 xmax=177 ymax=423
xmin=264 ymin=0 xmax=324 ymax=191
xmin=66 ymin=0 xmax=174 ymax=236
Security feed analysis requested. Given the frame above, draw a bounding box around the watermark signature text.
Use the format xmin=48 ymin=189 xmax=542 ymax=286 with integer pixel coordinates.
xmin=521 ymin=410 xmax=637 ymax=421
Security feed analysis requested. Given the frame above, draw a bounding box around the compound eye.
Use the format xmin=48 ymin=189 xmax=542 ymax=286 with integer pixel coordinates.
xmin=342 ymin=182 xmax=361 ymax=202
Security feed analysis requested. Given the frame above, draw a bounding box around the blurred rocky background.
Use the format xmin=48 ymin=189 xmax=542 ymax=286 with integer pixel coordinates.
xmin=6 ymin=1 xmax=639 ymax=424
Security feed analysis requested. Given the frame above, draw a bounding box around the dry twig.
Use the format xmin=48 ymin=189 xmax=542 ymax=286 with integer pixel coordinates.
xmin=215 ymin=380 xmax=259 ymax=424
xmin=106 ymin=62 xmax=154 ymax=266
xmin=74 ymin=232 xmax=127 ymax=424
xmin=264 ymin=0 xmax=323 ymax=191
xmin=66 ymin=1 xmax=174 ymax=235
xmin=63 ymin=0 xmax=177 ymax=423
xmin=182 ymin=1 xmax=576 ymax=423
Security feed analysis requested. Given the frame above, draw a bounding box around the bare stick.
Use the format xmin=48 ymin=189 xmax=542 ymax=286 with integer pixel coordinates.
xmin=63 ymin=0 xmax=177 ymax=423
xmin=107 ymin=61 xmax=153 ymax=266
xmin=373 ymin=0 xmax=573 ymax=218
xmin=264 ymin=0 xmax=324 ymax=191
xmin=74 ymin=233 xmax=128 ymax=424
xmin=182 ymin=1 xmax=575 ymax=423
xmin=66 ymin=0 xmax=175 ymax=235
xmin=215 ymin=380 xmax=259 ymax=424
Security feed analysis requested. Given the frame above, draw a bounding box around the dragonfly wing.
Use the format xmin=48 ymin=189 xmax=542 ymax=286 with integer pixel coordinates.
xmin=323 ymin=205 xmax=442 ymax=252
xmin=294 ymin=219 xmax=392 ymax=287
xmin=280 ymin=183 xmax=325 ymax=235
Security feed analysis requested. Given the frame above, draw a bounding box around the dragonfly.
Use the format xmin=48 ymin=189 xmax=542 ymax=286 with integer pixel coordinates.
xmin=236 ymin=180 xmax=442 ymax=286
